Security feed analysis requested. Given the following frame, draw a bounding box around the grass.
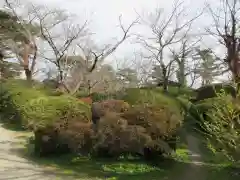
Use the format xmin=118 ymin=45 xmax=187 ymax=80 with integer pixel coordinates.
xmin=7 ymin=127 xmax=240 ymax=180
xmin=193 ymin=131 xmax=240 ymax=180
xmin=8 ymin=132 xmax=190 ymax=180
xmin=2 ymin=115 xmax=239 ymax=180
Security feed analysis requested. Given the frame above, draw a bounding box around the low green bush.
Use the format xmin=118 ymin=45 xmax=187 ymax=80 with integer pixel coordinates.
xmin=74 ymin=91 xmax=124 ymax=102
xmin=0 ymin=79 xmax=93 ymax=156
xmin=194 ymin=83 xmax=236 ymax=102
xmin=0 ymin=79 xmax=46 ymax=125
xmin=24 ymin=95 xmax=91 ymax=129
xmin=122 ymin=88 xmax=179 ymax=108
xmin=202 ymin=96 xmax=240 ymax=161
xmin=91 ymin=92 xmax=112 ymax=102
xmin=186 ymin=89 xmax=240 ymax=161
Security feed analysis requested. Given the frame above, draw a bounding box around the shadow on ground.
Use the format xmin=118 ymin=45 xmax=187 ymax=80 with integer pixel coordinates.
xmin=9 ymin=142 xmax=191 ymax=180
xmin=3 ymin=127 xmax=239 ymax=180
xmin=0 ymin=122 xmax=26 ymax=132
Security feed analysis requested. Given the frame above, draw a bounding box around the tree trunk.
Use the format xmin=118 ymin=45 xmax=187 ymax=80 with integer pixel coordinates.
xmin=23 ymin=65 xmax=32 ymax=81
xmin=163 ymin=77 xmax=168 ymax=92
xmin=22 ymin=43 xmax=32 ymax=81
xmin=162 ymin=66 xmax=168 ymax=92
xmin=229 ymin=52 xmax=240 ymax=94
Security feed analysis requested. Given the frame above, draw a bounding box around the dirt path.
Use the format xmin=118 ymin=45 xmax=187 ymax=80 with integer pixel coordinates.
xmin=180 ymin=134 xmax=206 ymax=180
xmin=0 ymin=123 xmax=84 ymax=180
xmin=0 ymin=122 xmax=208 ymax=180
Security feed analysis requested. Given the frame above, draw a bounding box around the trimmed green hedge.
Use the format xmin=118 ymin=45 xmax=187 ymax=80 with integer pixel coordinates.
xmin=24 ymin=95 xmax=91 ymax=129
xmin=0 ymin=79 xmax=46 ymax=125
xmin=0 ymin=79 xmax=91 ymax=129
xmin=121 ymin=88 xmax=181 ymax=113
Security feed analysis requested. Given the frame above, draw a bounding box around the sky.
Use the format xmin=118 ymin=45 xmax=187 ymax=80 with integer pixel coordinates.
xmin=28 ymin=0 xmax=209 ymax=55
xmin=1 ymin=0 xmax=228 ymax=85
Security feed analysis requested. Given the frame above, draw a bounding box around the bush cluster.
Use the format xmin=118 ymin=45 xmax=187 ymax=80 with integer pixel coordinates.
xmin=186 ymin=88 xmax=240 ymax=161
xmin=92 ymin=104 xmax=182 ymax=159
xmin=0 ymin=79 xmax=183 ymax=160
xmin=0 ymin=79 xmax=46 ymax=125
xmin=201 ymin=95 xmax=240 ymax=161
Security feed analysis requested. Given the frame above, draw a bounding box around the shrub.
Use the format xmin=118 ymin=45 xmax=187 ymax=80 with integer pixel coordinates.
xmin=194 ymin=83 xmax=236 ymax=102
xmin=34 ymin=126 xmax=70 ymax=156
xmin=187 ymin=88 xmax=240 ymax=161
xmin=42 ymin=79 xmax=58 ymax=89
xmin=90 ymin=92 xmax=125 ymax=102
xmin=91 ymin=92 xmax=110 ymax=102
xmin=0 ymin=79 xmax=46 ymax=125
xmin=93 ymin=103 xmax=182 ymax=159
xmin=24 ymin=95 xmax=91 ymax=129
xmin=92 ymin=99 xmax=130 ymax=120
xmin=29 ymin=95 xmax=92 ymax=156
xmin=122 ymin=88 xmax=180 ymax=110
xmin=93 ymin=112 xmax=152 ymax=158
xmin=74 ymin=90 xmax=89 ymax=99
xmin=200 ymin=95 xmax=240 ymax=161
xmin=79 ymin=97 xmax=93 ymax=105
xmin=46 ymin=89 xmax=64 ymax=96
xmin=122 ymin=104 xmax=182 ymax=139
xmin=58 ymin=122 xmax=94 ymax=154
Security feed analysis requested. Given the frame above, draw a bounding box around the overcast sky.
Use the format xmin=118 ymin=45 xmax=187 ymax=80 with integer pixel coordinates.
xmin=29 ymin=0 xmax=210 ymax=56
xmin=1 ymin=0 xmax=227 ymax=84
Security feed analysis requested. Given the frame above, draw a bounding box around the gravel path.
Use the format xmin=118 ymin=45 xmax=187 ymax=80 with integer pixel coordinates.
xmin=0 ymin=123 xmax=207 ymax=180
xmin=0 ymin=123 xmax=79 ymax=180
xmin=180 ymin=134 xmax=206 ymax=180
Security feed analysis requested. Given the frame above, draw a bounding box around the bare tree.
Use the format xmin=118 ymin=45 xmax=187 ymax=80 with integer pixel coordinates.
xmin=137 ymin=0 xmax=203 ymax=92
xmin=4 ymin=0 xmax=39 ymax=81
xmin=26 ymin=4 xmax=88 ymax=92
xmin=169 ymin=38 xmax=201 ymax=88
xmin=207 ymin=0 xmax=240 ymax=90
xmin=67 ymin=16 xmax=139 ymax=94
xmin=126 ymin=52 xmax=154 ymax=87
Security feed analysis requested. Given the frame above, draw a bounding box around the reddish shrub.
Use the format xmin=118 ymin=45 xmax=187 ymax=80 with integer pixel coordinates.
xmin=93 ymin=112 xmax=152 ymax=157
xmin=58 ymin=121 xmax=94 ymax=154
xmin=121 ymin=104 xmax=182 ymax=138
xmin=79 ymin=97 xmax=93 ymax=105
xmin=92 ymin=100 xmax=130 ymax=119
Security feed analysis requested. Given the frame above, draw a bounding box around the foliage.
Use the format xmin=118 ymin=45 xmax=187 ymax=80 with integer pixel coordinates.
xmin=0 ymin=9 xmax=39 ymax=43
xmin=0 ymin=79 xmax=46 ymax=125
xmin=93 ymin=103 xmax=182 ymax=159
xmin=166 ymin=86 xmax=195 ymax=99
xmin=93 ymin=112 xmax=151 ymax=157
xmin=58 ymin=122 xmax=94 ymax=154
xmin=24 ymin=95 xmax=91 ymax=129
xmin=185 ymin=88 xmax=240 ymax=161
xmin=201 ymin=94 xmax=240 ymax=161
xmin=32 ymin=96 xmax=182 ymax=158
xmin=42 ymin=79 xmax=59 ymax=89
xmin=122 ymin=88 xmax=179 ymax=108
xmin=34 ymin=99 xmax=129 ymax=157
xmin=0 ymin=59 xmax=22 ymax=78
xmin=122 ymin=104 xmax=182 ymax=138
xmin=29 ymin=95 xmax=91 ymax=156
xmin=91 ymin=92 xmax=112 ymax=102
xmin=74 ymin=91 xmax=124 ymax=102
xmin=92 ymin=99 xmax=130 ymax=119
xmin=1 ymin=79 xmax=90 ymax=126
xmin=194 ymin=48 xmax=220 ymax=86
xmin=194 ymin=83 xmax=236 ymax=102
